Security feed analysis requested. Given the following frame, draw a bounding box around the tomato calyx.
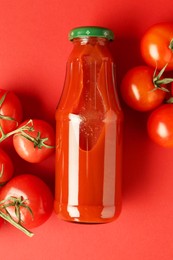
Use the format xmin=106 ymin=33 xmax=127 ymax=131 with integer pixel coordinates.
xmin=0 ymin=196 xmax=34 ymax=237
xmin=169 ymin=39 xmax=173 ymax=51
xmin=0 ymin=196 xmax=33 ymax=224
xmin=152 ymin=64 xmax=173 ymax=92
xmin=0 ymin=92 xmax=18 ymax=125
xmin=19 ymin=128 xmax=55 ymax=149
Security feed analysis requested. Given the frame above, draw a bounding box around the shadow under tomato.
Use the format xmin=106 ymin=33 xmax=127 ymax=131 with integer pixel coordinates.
xmin=0 ymin=128 xmax=55 ymax=195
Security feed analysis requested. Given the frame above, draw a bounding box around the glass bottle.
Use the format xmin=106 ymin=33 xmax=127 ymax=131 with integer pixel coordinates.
xmin=54 ymin=26 xmax=123 ymax=223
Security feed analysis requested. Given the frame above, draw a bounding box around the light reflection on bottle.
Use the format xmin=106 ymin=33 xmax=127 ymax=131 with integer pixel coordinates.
xmin=67 ymin=113 xmax=81 ymax=210
xmin=101 ymin=110 xmax=117 ymax=218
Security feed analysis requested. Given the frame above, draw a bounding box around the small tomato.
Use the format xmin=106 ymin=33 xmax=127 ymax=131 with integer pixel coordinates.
xmin=147 ymin=104 xmax=173 ymax=147
xmin=120 ymin=66 xmax=170 ymax=111
xmin=0 ymin=174 xmax=54 ymax=229
xmin=13 ymin=119 xmax=55 ymax=163
xmin=141 ymin=22 xmax=173 ymax=70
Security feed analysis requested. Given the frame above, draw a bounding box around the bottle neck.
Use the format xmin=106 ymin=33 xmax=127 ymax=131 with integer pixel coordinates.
xmin=72 ymin=37 xmax=110 ymax=46
xmin=69 ymin=37 xmax=113 ymax=61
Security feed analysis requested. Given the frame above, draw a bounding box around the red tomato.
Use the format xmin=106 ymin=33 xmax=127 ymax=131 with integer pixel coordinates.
xmin=0 ymin=174 xmax=53 ymax=229
xmin=13 ymin=119 xmax=55 ymax=163
xmin=0 ymin=148 xmax=14 ymax=185
xmin=141 ymin=23 xmax=173 ymax=70
xmin=0 ymin=89 xmax=23 ymax=135
xmin=120 ymin=66 xmax=167 ymax=111
xmin=147 ymin=104 xmax=173 ymax=147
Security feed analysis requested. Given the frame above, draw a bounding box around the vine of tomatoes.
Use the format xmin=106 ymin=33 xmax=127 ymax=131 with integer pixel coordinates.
xmin=0 ymin=89 xmax=55 ymax=237
xmin=120 ymin=22 xmax=173 ymax=148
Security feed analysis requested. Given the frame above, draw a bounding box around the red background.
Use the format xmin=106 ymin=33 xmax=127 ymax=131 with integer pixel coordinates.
xmin=0 ymin=0 xmax=173 ymax=259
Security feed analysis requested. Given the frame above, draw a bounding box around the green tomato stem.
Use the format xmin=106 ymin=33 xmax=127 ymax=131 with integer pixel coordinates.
xmin=0 ymin=92 xmax=7 ymax=106
xmin=169 ymin=39 xmax=173 ymax=51
xmin=18 ymin=130 xmax=55 ymax=149
xmin=0 ymin=92 xmax=17 ymax=124
xmin=0 ymin=118 xmax=54 ymax=150
xmin=166 ymin=97 xmax=173 ymax=104
xmin=0 ymin=119 xmax=34 ymax=143
xmin=153 ymin=63 xmax=173 ymax=91
xmin=0 ymin=210 xmax=34 ymax=237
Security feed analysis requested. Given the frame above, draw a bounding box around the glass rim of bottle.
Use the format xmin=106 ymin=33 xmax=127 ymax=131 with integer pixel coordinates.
xmin=69 ymin=26 xmax=114 ymax=41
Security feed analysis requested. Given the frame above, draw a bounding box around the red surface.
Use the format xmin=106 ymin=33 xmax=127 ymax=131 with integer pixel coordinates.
xmin=0 ymin=0 xmax=173 ymax=259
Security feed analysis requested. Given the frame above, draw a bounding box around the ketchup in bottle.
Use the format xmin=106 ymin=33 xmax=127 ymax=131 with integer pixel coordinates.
xmin=54 ymin=26 xmax=123 ymax=223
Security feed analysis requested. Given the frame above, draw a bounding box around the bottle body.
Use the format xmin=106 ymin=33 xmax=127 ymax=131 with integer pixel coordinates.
xmin=55 ymin=32 xmax=123 ymax=223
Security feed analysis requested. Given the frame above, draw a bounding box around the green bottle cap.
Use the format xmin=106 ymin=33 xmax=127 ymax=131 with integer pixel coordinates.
xmin=69 ymin=26 xmax=114 ymax=41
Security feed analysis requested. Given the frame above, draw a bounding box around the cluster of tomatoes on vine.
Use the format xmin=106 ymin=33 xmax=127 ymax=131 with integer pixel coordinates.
xmin=120 ymin=22 xmax=173 ymax=148
xmin=0 ymin=89 xmax=55 ymax=237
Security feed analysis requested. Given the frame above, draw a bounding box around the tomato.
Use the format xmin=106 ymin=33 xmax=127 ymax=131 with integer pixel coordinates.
xmin=120 ymin=66 xmax=168 ymax=111
xmin=0 ymin=174 xmax=53 ymax=229
xmin=13 ymin=119 xmax=55 ymax=163
xmin=147 ymin=104 xmax=173 ymax=147
xmin=0 ymin=148 xmax=14 ymax=185
xmin=0 ymin=89 xmax=23 ymax=135
xmin=141 ymin=23 xmax=173 ymax=70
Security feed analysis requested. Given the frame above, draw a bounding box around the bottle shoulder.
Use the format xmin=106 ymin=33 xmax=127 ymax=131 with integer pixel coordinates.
xmin=56 ymin=47 xmax=122 ymax=117
xmin=68 ymin=42 xmax=113 ymax=62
